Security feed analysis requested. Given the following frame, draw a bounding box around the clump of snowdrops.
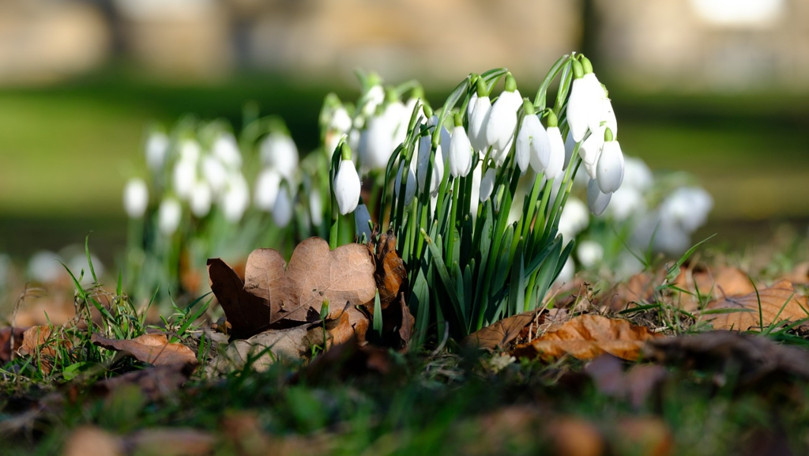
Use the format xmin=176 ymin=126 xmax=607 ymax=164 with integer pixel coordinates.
xmin=329 ymin=53 xmax=630 ymax=341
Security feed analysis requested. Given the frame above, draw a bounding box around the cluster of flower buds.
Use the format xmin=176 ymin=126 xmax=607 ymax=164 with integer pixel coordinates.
xmin=254 ymin=121 xmax=299 ymax=228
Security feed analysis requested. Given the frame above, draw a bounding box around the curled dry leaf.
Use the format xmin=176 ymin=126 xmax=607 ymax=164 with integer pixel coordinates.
xmin=91 ymin=333 xmax=198 ymax=367
xmin=512 ymin=315 xmax=659 ymax=361
xmin=208 ymin=237 xmax=377 ymax=338
xmin=700 ymin=280 xmax=809 ymax=331
xmin=373 ymin=231 xmax=408 ymax=309
xmin=465 ymin=310 xmax=537 ymax=351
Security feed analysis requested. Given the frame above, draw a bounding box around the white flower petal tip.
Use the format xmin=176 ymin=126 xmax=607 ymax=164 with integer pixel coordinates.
xmin=596 ymin=140 xmax=624 ymax=193
xmin=334 ymin=159 xmax=361 ymax=215
xmin=587 ymin=178 xmax=612 ymax=216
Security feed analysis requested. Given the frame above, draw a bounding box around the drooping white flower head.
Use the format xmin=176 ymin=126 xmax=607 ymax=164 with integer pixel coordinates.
xmin=608 ymin=186 xmax=645 ymax=222
xmin=359 ymin=78 xmax=385 ymax=119
xmin=566 ymin=57 xmax=607 ymax=142
xmin=484 ymin=73 xmax=522 ymax=162
xmin=557 ymin=197 xmax=589 ymax=240
xmin=359 ymin=98 xmax=406 ymax=172
xmin=189 ymin=180 xmax=212 ymax=217
xmin=173 ymin=140 xmax=201 ymax=200
xmin=260 ymin=131 xmax=299 ymax=181
xmin=123 ymin=178 xmax=149 ymax=218
xmin=202 ymin=155 xmax=228 ymax=195
xmin=221 ymin=173 xmax=250 ymax=223
xmin=158 ymin=197 xmax=182 ymax=236
xmin=479 ymin=167 xmax=496 ymax=202
xmin=354 ymin=203 xmax=373 ymax=242
xmin=272 ymin=185 xmax=293 ymax=228
xmin=448 ymin=117 xmax=473 ymax=178
xmin=659 ymin=187 xmax=713 ymax=233
xmin=254 ymin=168 xmax=282 ymax=211
xmin=622 ymin=156 xmax=653 ymax=191
xmin=544 ymin=124 xmax=566 ymax=180
xmin=145 ymin=131 xmax=170 ymax=173
xmin=467 ymin=79 xmax=492 ymax=154
xmin=394 ymin=159 xmax=417 ymax=206
xmin=515 ymin=100 xmax=548 ymax=174
xmin=577 ymin=240 xmax=604 ymax=269
xmin=212 ymin=133 xmax=242 ymax=169
xmin=596 ymin=128 xmax=624 ymax=193
xmin=333 ymin=144 xmax=361 ymax=215
xmin=309 ymin=190 xmax=324 ymax=227
xmin=586 ymin=178 xmax=612 ymax=216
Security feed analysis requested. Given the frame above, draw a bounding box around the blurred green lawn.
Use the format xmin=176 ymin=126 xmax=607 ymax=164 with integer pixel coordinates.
xmin=0 ymin=74 xmax=807 ymax=258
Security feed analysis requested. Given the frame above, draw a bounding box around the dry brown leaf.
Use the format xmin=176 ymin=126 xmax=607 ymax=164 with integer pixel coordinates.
xmin=376 ymin=292 xmax=415 ymax=351
xmin=92 ymin=333 xmax=198 ymax=367
xmin=464 ymin=310 xmax=537 ymax=350
xmin=63 ymin=426 xmax=124 ymax=456
xmin=95 ymin=363 xmax=193 ymax=401
xmin=782 ymin=261 xmax=809 ymax=285
xmin=208 ymin=238 xmax=377 ymax=338
xmin=373 ymin=231 xmax=407 ymax=309
xmin=512 ymin=315 xmax=659 ymax=361
xmin=546 ymin=417 xmax=605 ymax=456
xmin=602 ymin=269 xmax=665 ymax=311
xmin=0 ymin=326 xmax=26 ymax=363
xmin=643 ymin=331 xmax=809 ymax=385
xmin=700 ymin=280 xmax=809 ymax=330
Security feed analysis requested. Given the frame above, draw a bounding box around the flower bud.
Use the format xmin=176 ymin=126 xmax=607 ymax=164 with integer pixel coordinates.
xmin=145 ymin=132 xmax=169 ymax=173
xmin=158 ymin=197 xmax=182 ymax=235
xmin=260 ymin=132 xmax=299 ymax=181
xmin=212 ymin=133 xmax=242 ymax=169
xmin=189 ymin=181 xmax=212 ymax=217
xmin=449 ymin=123 xmax=473 ymax=178
xmin=334 ymin=156 xmax=361 ymax=215
xmin=123 ymin=178 xmax=149 ymax=218
xmin=254 ymin=169 xmax=282 ymax=211
xmin=596 ymin=129 xmax=624 ymax=193
xmin=221 ymin=174 xmax=250 ymax=223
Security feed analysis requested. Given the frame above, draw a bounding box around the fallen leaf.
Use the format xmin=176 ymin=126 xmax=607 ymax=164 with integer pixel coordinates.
xmin=512 ymin=315 xmax=659 ymax=361
xmin=545 ymin=417 xmax=605 ymax=456
xmin=208 ymin=238 xmax=377 ymax=338
xmin=373 ymin=231 xmax=407 ymax=309
xmin=0 ymin=326 xmax=26 ymax=363
xmin=214 ymin=325 xmax=314 ymax=373
xmin=294 ymin=336 xmax=393 ymax=383
xmin=602 ymin=270 xmax=665 ymax=311
xmin=782 ymin=261 xmax=809 ymax=285
xmin=92 ymin=333 xmax=198 ymax=367
xmin=643 ymin=331 xmax=809 ymax=385
xmin=377 ymin=293 xmax=415 ymax=351
xmin=700 ymin=280 xmax=809 ymax=331
xmin=63 ymin=426 xmax=123 ymax=456
xmin=95 ymin=363 xmax=194 ymax=401
xmin=465 ymin=310 xmax=537 ymax=350
xmin=613 ymin=417 xmax=673 ymax=456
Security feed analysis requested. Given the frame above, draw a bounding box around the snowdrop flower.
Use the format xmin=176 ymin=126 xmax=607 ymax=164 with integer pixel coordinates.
xmin=470 ymin=161 xmax=482 ymax=218
xmin=158 ymin=197 xmax=182 ymax=235
xmin=515 ymin=100 xmax=548 ymax=174
xmin=202 ymin=155 xmax=228 ymax=195
xmin=354 ymin=203 xmax=373 ymax=242
xmin=189 ymin=181 xmax=212 ymax=217
xmin=394 ymin=160 xmax=417 ymax=206
xmin=542 ymin=111 xmax=566 ymax=180
xmin=557 ymin=197 xmax=589 ymax=240
xmin=173 ymin=140 xmax=201 ymax=199
xmin=254 ymin=169 xmax=282 ymax=211
xmin=309 ymin=190 xmax=324 ymax=227
xmin=566 ymin=57 xmax=607 ymax=142
xmin=272 ymin=185 xmax=293 ymax=228
xmin=586 ymin=178 xmax=611 ymax=216
xmin=608 ymin=186 xmax=645 ymax=222
xmin=260 ymin=132 xmax=299 ymax=181
xmin=485 ymin=73 xmax=522 ymax=162
xmin=596 ymin=128 xmax=624 ymax=193
xmin=359 ymin=79 xmax=385 ymax=118
xmin=579 ymin=130 xmax=604 ymax=180
xmin=448 ymin=116 xmax=473 ymax=177
xmin=333 ymin=144 xmax=361 ymax=215
xmin=660 ymin=187 xmax=713 ymax=233
xmin=467 ymin=79 xmax=492 ymax=153
xmin=68 ymin=252 xmax=104 ymax=285
xmin=123 ymin=178 xmax=149 ymax=218
xmin=212 ymin=133 xmax=242 ymax=169
xmin=622 ymin=157 xmax=653 ymax=192
xmin=28 ymin=250 xmax=63 ymax=283
xmin=145 ymin=131 xmax=170 ymax=173
xmin=577 ymin=240 xmax=604 ymax=269
xmin=329 ymin=105 xmax=353 ymax=134
xmin=633 ymin=212 xmax=691 ymax=255
xmin=555 ymin=257 xmax=575 ymax=285
xmin=479 ymin=167 xmax=496 ymax=202
xmin=359 ymin=103 xmax=402 ymax=171
xmin=221 ymin=174 xmax=250 ymax=223
xmin=564 ymin=130 xmax=577 ymax=169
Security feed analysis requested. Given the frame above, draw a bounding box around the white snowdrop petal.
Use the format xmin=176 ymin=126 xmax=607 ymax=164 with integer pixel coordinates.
xmin=272 ymin=186 xmax=293 ymax=228
xmin=544 ymin=126 xmax=565 ymax=179
xmin=123 ymin=178 xmax=149 ymax=218
xmin=254 ymin=169 xmax=282 ymax=211
xmin=449 ymin=126 xmax=473 ymax=178
xmin=189 ymin=181 xmax=212 ymax=217
xmin=587 ymin=178 xmax=611 ymax=216
xmin=479 ymin=168 xmax=496 ymax=202
xmin=334 ymin=160 xmax=361 ymax=215
xmin=158 ymin=197 xmax=182 ymax=235
xmin=596 ymin=140 xmax=625 ymax=193
xmin=468 ymin=96 xmax=492 ymax=153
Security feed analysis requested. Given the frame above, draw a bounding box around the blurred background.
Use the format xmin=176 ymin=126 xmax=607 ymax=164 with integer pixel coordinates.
xmin=0 ymin=0 xmax=807 ymax=262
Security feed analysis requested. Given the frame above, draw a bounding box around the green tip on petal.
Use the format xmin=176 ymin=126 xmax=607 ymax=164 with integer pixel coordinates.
xmin=522 ymin=98 xmax=535 ymax=115
xmin=504 ymin=73 xmax=517 ymax=92
xmin=340 ymin=142 xmax=352 ymax=160
xmin=411 ymin=86 xmax=425 ymax=100
xmin=385 ymin=88 xmax=397 ymax=103
xmin=476 ymin=78 xmax=488 ymax=97
xmin=580 ymin=55 xmax=594 ymax=74
xmin=366 ymin=71 xmax=382 ymax=88
xmin=604 ymin=127 xmax=614 ymax=142
xmin=571 ymin=60 xmax=584 ymax=79
xmin=545 ymin=109 xmax=558 ymax=128
xmin=453 ymin=112 xmax=463 ymax=127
